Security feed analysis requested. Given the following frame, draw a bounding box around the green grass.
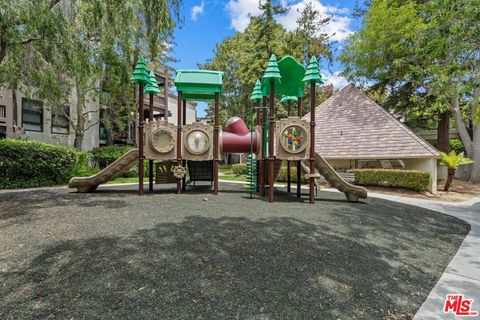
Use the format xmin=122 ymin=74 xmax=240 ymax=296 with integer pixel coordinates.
xmin=107 ymin=177 xmax=150 ymax=184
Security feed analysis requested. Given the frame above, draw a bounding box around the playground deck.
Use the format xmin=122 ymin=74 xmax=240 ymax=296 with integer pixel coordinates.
xmin=0 ymin=184 xmax=469 ymax=319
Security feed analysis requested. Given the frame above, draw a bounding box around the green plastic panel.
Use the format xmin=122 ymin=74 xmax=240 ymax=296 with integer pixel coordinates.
xmin=175 ymin=70 xmax=223 ymax=101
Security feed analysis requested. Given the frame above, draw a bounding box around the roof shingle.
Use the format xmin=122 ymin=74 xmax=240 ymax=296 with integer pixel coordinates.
xmin=302 ymin=84 xmax=439 ymax=159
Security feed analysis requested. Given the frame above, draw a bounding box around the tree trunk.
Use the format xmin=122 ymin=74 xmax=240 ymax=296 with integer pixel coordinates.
xmin=444 ymin=168 xmax=455 ymax=191
xmin=469 ymin=124 xmax=480 ymax=183
xmin=437 ymin=111 xmax=450 ymax=153
xmin=74 ymin=84 xmax=85 ymax=150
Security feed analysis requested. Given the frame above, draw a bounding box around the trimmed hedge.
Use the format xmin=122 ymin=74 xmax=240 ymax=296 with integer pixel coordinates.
xmin=276 ymin=165 xmax=307 ymax=183
xmin=0 ymin=139 xmax=85 ymax=189
xmin=91 ymin=145 xmax=133 ymax=168
xmin=232 ymin=163 xmax=247 ymax=175
xmin=349 ymin=169 xmax=430 ymax=191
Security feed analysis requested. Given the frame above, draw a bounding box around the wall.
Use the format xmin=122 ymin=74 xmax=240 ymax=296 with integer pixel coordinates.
xmin=0 ymin=86 xmax=99 ymax=151
xmin=167 ymin=95 xmax=197 ymax=124
xmin=403 ymin=158 xmax=437 ymax=194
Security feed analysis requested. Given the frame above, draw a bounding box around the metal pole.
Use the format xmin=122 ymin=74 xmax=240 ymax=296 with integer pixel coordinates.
xmin=149 ymin=93 xmax=154 ymax=192
xmin=297 ymin=98 xmax=302 ymax=198
xmin=214 ymin=92 xmax=220 ymax=195
xmin=182 ymin=99 xmax=187 ymax=192
xmin=176 ymin=91 xmax=182 ymax=194
xmin=309 ymin=82 xmax=316 ymax=204
xmin=138 ymin=83 xmax=145 ymax=196
xmin=287 ymin=100 xmax=291 ymax=194
xmin=268 ymin=80 xmax=275 ymax=203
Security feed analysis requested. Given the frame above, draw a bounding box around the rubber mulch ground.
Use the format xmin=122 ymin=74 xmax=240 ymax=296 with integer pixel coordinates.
xmin=0 ymin=184 xmax=470 ymax=319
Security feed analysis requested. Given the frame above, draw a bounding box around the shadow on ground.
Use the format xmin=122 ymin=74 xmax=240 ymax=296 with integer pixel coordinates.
xmin=0 ymin=185 xmax=471 ymax=319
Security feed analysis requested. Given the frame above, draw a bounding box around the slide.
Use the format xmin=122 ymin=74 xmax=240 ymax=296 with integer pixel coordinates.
xmin=302 ymin=153 xmax=367 ymax=202
xmin=69 ymin=149 xmax=139 ymax=193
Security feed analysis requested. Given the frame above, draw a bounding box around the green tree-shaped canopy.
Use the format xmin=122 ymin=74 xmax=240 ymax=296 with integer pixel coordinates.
xmin=250 ymin=80 xmax=263 ymax=101
xmin=302 ymin=56 xmax=324 ymax=84
xmin=261 ymin=54 xmax=281 ymax=96
xmin=277 ymin=56 xmax=306 ymax=97
xmin=130 ymin=57 xmax=150 ymax=84
xmin=144 ymin=71 xmax=161 ymax=95
xmin=280 ymin=95 xmax=298 ymax=103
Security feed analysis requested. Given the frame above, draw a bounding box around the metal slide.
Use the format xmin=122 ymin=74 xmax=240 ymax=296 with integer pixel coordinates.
xmin=302 ymin=153 xmax=367 ymax=202
xmin=69 ymin=149 xmax=139 ymax=193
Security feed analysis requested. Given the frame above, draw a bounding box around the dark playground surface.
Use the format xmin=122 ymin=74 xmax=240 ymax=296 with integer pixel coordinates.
xmin=0 ymin=183 xmax=470 ymax=319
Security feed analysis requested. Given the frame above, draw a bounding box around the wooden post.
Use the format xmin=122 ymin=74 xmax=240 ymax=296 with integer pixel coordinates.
xmin=297 ymin=98 xmax=302 ymax=198
xmin=182 ymin=99 xmax=187 ymax=191
xmin=309 ymin=82 xmax=316 ymax=204
xmin=268 ymin=80 xmax=275 ymax=203
xmin=260 ymin=96 xmax=267 ymax=196
xmin=148 ymin=94 xmax=154 ymax=192
xmin=138 ymin=83 xmax=145 ymax=196
xmin=214 ymin=92 xmax=220 ymax=195
xmin=287 ymin=100 xmax=291 ymax=193
xmin=176 ymin=91 xmax=182 ymax=194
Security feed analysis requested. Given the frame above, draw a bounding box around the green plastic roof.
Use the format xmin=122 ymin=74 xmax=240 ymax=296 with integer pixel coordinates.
xmin=302 ymin=56 xmax=324 ymax=84
xmin=281 ymin=95 xmax=298 ymax=103
xmin=144 ymin=71 xmax=161 ymax=95
xmin=250 ymin=80 xmax=262 ymax=101
xmin=261 ymin=55 xmax=306 ymax=97
xmin=130 ymin=57 xmax=150 ymax=84
xmin=174 ymin=70 xmax=223 ymax=101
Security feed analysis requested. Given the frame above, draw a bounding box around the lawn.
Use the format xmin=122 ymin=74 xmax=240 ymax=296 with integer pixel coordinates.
xmin=0 ymin=184 xmax=469 ymax=319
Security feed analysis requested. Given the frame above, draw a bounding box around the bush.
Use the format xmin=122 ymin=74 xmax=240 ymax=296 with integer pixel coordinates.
xmin=91 ymin=145 xmax=133 ymax=168
xmin=276 ymin=165 xmax=307 ymax=183
xmin=232 ymin=163 xmax=247 ymax=175
xmin=349 ymin=169 xmax=430 ymax=191
xmin=0 ymin=139 xmax=83 ymax=189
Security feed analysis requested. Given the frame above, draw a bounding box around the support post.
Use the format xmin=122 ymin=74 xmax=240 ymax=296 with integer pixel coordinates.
xmin=213 ymin=92 xmax=220 ymax=195
xmin=287 ymin=100 xmax=291 ymax=193
xmin=176 ymin=91 xmax=183 ymax=194
xmin=268 ymin=80 xmax=275 ymax=203
xmin=149 ymin=94 xmax=154 ymax=192
xmin=138 ymin=83 xmax=145 ymax=196
xmin=182 ymin=99 xmax=187 ymax=191
xmin=297 ymin=98 xmax=302 ymax=198
xmin=260 ymin=96 xmax=267 ymax=196
xmin=309 ymin=82 xmax=316 ymax=204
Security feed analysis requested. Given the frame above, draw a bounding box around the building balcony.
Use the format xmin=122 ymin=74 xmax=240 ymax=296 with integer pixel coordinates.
xmin=0 ymin=105 xmax=6 ymax=123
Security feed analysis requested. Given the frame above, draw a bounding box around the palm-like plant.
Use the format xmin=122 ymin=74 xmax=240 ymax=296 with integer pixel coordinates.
xmin=439 ymin=151 xmax=474 ymax=191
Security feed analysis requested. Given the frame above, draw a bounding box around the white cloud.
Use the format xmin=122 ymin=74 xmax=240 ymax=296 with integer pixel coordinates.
xmin=191 ymin=1 xmax=205 ymax=21
xmin=226 ymin=0 xmax=352 ymax=41
xmin=322 ymin=70 xmax=348 ymax=89
xmin=226 ymin=0 xmax=262 ymax=31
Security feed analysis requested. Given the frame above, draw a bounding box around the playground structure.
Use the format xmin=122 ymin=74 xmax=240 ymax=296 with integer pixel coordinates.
xmin=69 ymin=55 xmax=367 ymax=203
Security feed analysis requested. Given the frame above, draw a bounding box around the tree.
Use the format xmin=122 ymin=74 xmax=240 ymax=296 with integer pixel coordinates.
xmin=341 ymin=0 xmax=480 ymax=182
xmin=0 ymin=0 xmax=181 ymax=149
xmin=439 ymin=151 xmax=474 ymax=191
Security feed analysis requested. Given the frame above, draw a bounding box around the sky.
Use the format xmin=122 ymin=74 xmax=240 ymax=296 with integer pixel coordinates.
xmin=171 ymin=0 xmax=361 ymax=117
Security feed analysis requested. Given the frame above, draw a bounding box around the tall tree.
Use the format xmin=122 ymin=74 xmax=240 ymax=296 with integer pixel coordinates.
xmin=341 ymin=0 xmax=480 ymax=182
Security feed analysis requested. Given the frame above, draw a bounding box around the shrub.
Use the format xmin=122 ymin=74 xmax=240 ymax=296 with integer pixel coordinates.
xmin=232 ymin=163 xmax=247 ymax=175
xmin=0 ymin=139 xmax=82 ymax=189
xmin=349 ymin=169 xmax=431 ymax=191
xmin=91 ymin=145 xmax=133 ymax=168
xmin=276 ymin=165 xmax=307 ymax=183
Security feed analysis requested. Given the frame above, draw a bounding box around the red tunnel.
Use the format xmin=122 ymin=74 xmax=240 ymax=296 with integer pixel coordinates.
xmin=221 ymin=117 xmax=258 ymax=154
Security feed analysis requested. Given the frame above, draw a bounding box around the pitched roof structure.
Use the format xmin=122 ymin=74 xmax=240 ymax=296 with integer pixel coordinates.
xmin=303 ymin=84 xmax=439 ymax=159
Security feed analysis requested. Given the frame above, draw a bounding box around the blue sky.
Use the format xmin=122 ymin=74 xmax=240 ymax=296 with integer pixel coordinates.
xmin=171 ymin=0 xmax=361 ymax=116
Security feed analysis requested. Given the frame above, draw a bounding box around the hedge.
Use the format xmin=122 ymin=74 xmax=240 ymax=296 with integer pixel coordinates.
xmin=0 ymin=139 xmax=86 ymax=189
xmin=91 ymin=145 xmax=133 ymax=168
xmin=232 ymin=163 xmax=247 ymax=175
xmin=349 ymin=169 xmax=430 ymax=191
xmin=276 ymin=165 xmax=307 ymax=183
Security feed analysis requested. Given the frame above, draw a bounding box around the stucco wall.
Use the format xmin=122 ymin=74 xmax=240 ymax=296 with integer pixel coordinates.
xmin=167 ymin=95 xmax=196 ymax=124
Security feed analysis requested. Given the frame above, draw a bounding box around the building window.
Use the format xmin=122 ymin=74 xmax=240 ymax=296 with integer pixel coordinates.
xmin=51 ymin=106 xmax=70 ymax=134
xmin=22 ymin=98 xmax=43 ymax=132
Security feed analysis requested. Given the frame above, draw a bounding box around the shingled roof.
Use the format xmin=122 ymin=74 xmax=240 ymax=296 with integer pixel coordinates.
xmin=303 ymin=84 xmax=439 ymax=159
